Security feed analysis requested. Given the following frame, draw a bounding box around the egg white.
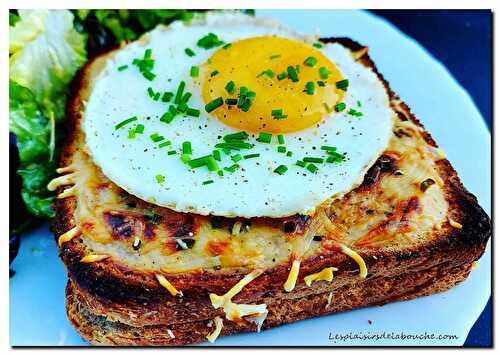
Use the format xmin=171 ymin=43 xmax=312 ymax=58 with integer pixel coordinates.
xmin=83 ymin=12 xmax=394 ymax=218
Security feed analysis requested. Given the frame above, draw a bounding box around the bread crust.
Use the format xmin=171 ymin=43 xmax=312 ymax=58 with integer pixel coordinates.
xmin=52 ymin=37 xmax=491 ymax=344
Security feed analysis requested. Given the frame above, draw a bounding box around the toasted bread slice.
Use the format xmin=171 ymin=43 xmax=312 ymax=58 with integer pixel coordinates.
xmin=52 ymin=37 xmax=490 ymax=345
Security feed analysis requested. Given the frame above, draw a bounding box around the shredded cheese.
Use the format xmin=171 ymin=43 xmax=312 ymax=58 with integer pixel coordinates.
xmin=231 ymin=221 xmax=243 ymax=236
xmin=283 ymin=259 xmax=301 ymax=292
xmin=206 ymin=316 xmax=223 ymax=343
xmin=352 ymin=46 xmax=368 ymax=60
xmin=58 ymin=226 xmax=81 ymax=247
xmin=339 ymin=244 xmax=367 ymax=279
xmin=303 ymin=266 xmax=338 ymax=287
xmin=80 ymin=254 xmax=110 ymax=263
xmin=57 ymin=185 xmax=76 ymax=199
xmin=47 ymin=173 xmax=75 ymax=191
xmin=156 ymin=274 xmax=183 ymax=297
xmin=448 ymin=218 xmax=463 ymax=229
xmin=56 ymin=166 xmax=74 ymax=174
xmin=209 ymin=269 xmax=262 ymax=308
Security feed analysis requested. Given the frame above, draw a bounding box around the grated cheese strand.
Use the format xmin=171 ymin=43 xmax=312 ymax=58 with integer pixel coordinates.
xmin=156 ymin=274 xmax=183 ymax=297
xmin=303 ymin=266 xmax=338 ymax=287
xmin=339 ymin=244 xmax=367 ymax=279
xmin=448 ymin=218 xmax=463 ymax=229
xmin=80 ymin=254 xmax=110 ymax=263
xmin=206 ymin=316 xmax=223 ymax=343
xmin=209 ymin=269 xmax=262 ymax=308
xmin=283 ymin=259 xmax=301 ymax=292
xmin=58 ymin=226 xmax=81 ymax=247
xmin=56 ymin=166 xmax=74 ymax=174
xmin=57 ymin=185 xmax=76 ymax=199
xmin=47 ymin=173 xmax=75 ymax=191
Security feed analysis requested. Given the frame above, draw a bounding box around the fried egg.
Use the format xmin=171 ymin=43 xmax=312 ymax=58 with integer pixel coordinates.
xmin=83 ymin=13 xmax=394 ymax=218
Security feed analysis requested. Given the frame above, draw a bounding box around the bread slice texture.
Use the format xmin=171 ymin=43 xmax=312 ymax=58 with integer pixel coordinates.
xmin=52 ymin=37 xmax=491 ymax=345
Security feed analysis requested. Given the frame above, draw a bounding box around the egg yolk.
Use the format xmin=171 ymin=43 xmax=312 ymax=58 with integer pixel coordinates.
xmin=202 ymin=36 xmax=345 ymax=134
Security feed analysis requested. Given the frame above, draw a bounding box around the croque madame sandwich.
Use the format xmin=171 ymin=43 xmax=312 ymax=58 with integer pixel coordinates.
xmin=49 ymin=13 xmax=491 ymax=345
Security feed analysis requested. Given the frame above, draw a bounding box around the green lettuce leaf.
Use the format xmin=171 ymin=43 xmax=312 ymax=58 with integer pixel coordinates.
xmin=9 ymin=10 xmax=87 ymax=120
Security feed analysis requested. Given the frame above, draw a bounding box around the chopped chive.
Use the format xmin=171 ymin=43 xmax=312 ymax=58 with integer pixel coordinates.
xmin=217 ymin=170 xmax=224 ymax=177
xmin=118 ymin=64 xmax=129 ymax=71
xmin=348 ymin=108 xmax=363 ymax=117
xmin=144 ymin=48 xmax=152 ymax=59
xmin=190 ymin=66 xmax=199 ymax=77
xmin=257 ymin=69 xmax=274 ymax=78
xmin=295 ymin=64 xmax=301 ymax=73
xmin=334 ymin=102 xmax=346 ymax=112
xmin=296 ymin=160 xmax=306 ymax=168
xmin=272 ymin=109 xmax=283 ymax=117
xmin=303 ymin=157 xmax=324 ymax=164
xmin=223 ymin=131 xmax=249 ymax=141
xmin=239 ymin=98 xmax=253 ymax=112
xmin=231 ymin=154 xmax=242 ymax=162
xmin=167 ymin=150 xmax=177 ymax=155
xmin=210 ymin=70 xmax=219 ymax=77
xmin=313 ymin=42 xmax=323 ymax=48
xmin=225 ymin=81 xmax=236 ymax=94
xmin=182 ymin=141 xmax=192 ymax=155
xmin=303 ymin=56 xmax=318 ymax=67
xmin=286 ymin=151 xmax=293 ymax=157
xmin=215 ymin=142 xmax=254 ymax=150
xmin=205 ymin=97 xmax=224 ymax=113
xmin=177 ymin=102 xmax=188 ymax=113
xmin=320 ymin=145 xmax=337 ymax=152
xmin=197 ymin=33 xmax=224 ymax=49
xmin=153 ymin=92 xmax=161 ymax=101
xmin=270 ymin=54 xmax=281 ymax=59
xmin=326 ymin=152 xmax=345 ymax=163
xmin=174 ymin=81 xmax=186 ymax=104
xmin=357 ymin=100 xmax=362 ymax=107
xmin=147 ymin=87 xmax=155 ymax=97
xmin=223 ymin=43 xmax=232 ymax=49
xmin=213 ymin=150 xmax=221 ymax=161
xmin=317 ymin=80 xmax=326 ymax=87
xmin=135 ymin=124 xmax=145 ymax=134
xmin=287 ymin=66 xmax=299 ymax=82
xmin=156 ymin=174 xmax=165 ymax=184
xmin=128 ymin=128 xmax=136 ymax=139
xmin=162 ymin=92 xmax=174 ymax=102
xmin=305 ymin=81 xmax=315 ymax=95
xmin=150 ymin=133 xmax=164 ymax=142
xmin=142 ymin=70 xmax=156 ymax=81
xmin=277 ymin=72 xmax=287 ymax=80
xmin=186 ymin=107 xmax=200 ymax=117
xmin=243 ymin=153 xmax=260 ymax=159
xmin=224 ymin=164 xmax=240 ymax=173
xmin=160 ymin=111 xmax=175 ymax=124
xmin=181 ymin=92 xmax=192 ymax=104
xmin=306 ymin=163 xmax=319 ymax=173
xmin=187 ymin=155 xmax=210 ymax=169
xmin=184 ymin=48 xmax=196 ymax=57
xmin=274 ymin=165 xmax=288 ymax=175
xmin=225 ymin=98 xmax=238 ymax=105
xmin=203 ymin=180 xmax=214 ymax=185
xmin=180 ymin=153 xmax=191 ymax=163
xmin=277 ymin=134 xmax=285 ymax=145
xmin=319 ymin=67 xmax=330 ymax=79
xmin=257 ymin=132 xmax=273 ymax=144
xmin=158 ymin=141 xmax=172 ymax=148
xmin=115 ymin=116 xmax=138 ymax=130
xmin=277 ymin=146 xmax=286 ymax=153
xmin=336 ymin=79 xmax=349 ymax=91
xmin=239 ymin=86 xmax=248 ymax=96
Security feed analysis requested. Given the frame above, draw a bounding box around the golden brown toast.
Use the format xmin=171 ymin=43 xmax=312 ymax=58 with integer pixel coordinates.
xmin=51 ymin=37 xmax=491 ymax=345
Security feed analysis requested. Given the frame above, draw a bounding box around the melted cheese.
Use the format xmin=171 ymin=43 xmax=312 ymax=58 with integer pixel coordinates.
xmin=339 ymin=244 xmax=367 ymax=279
xmin=206 ymin=316 xmax=223 ymax=343
xmin=58 ymin=226 xmax=81 ymax=247
xmin=448 ymin=218 xmax=463 ymax=229
xmin=156 ymin=274 xmax=183 ymax=297
xmin=47 ymin=173 xmax=75 ymax=191
xmin=80 ymin=254 xmax=110 ymax=263
xmin=283 ymin=259 xmax=301 ymax=292
xmin=303 ymin=266 xmax=338 ymax=287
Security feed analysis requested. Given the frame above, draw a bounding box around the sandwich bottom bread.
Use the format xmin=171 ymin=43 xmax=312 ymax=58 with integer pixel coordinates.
xmin=51 ymin=36 xmax=491 ymax=346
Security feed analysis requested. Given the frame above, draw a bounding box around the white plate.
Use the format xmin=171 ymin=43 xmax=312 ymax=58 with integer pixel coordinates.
xmin=9 ymin=9 xmax=491 ymax=346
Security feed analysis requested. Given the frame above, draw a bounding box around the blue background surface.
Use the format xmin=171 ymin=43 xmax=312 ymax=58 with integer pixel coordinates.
xmin=371 ymin=10 xmax=492 ymax=347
